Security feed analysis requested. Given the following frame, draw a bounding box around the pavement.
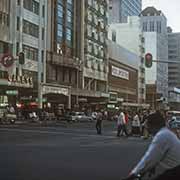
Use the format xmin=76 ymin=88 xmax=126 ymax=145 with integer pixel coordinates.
xmin=0 ymin=121 xmax=150 ymax=180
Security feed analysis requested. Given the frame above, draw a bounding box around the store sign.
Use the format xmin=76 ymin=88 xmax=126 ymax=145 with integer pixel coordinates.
xmin=109 ymin=92 xmax=117 ymax=103
xmin=42 ymin=85 xmax=69 ymax=96
xmin=8 ymin=74 xmax=33 ymax=86
xmin=6 ymin=90 xmax=18 ymax=95
xmin=112 ymin=66 xmax=129 ymax=80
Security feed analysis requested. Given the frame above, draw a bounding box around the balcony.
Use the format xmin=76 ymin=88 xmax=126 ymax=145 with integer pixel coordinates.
xmin=47 ymin=52 xmax=79 ymax=69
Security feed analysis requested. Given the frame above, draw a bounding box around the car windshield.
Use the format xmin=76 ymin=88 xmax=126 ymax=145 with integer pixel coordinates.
xmin=76 ymin=112 xmax=85 ymax=116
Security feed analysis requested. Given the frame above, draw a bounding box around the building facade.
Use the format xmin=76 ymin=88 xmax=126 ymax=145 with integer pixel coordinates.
xmin=0 ymin=0 xmax=47 ymax=107
xmin=108 ymin=0 xmax=142 ymax=23
xmin=108 ymin=16 xmax=146 ymax=104
xmin=167 ymin=27 xmax=180 ymax=110
xmin=140 ymin=7 xmax=168 ymax=109
xmin=45 ymin=0 xmax=109 ymax=112
xmin=108 ymin=40 xmax=139 ymax=109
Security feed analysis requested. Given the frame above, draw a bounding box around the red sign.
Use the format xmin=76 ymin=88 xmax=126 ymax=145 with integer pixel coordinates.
xmin=1 ymin=54 xmax=14 ymax=68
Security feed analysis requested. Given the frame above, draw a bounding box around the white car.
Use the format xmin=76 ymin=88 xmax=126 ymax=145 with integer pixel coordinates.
xmin=70 ymin=112 xmax=93 ymax=122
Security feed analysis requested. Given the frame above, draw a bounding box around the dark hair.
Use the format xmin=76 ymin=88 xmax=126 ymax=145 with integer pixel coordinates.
xmin=147 ymin=111 xmax=165 ymax=130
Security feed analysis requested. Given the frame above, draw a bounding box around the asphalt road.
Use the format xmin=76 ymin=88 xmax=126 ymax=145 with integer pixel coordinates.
xmin=0 ymin=122 xmax=150 ymax=180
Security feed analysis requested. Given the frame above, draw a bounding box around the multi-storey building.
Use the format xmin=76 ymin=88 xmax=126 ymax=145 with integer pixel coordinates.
xmin=45 ymin=0 xmax=109 ymax=111
xmin=108 ymin=40 xmax=139 ymax=109
xmin=0 ymin=0 xmax=47 ymax=107
xmin=108 ymin=16 xmax=146 ymax=104
xmin=167 ymin=27 xmax=180 ymax=110
xmin=140 ymin=7 xmax=168 ymax=109
xmin=45 ymin=0 xmax=76 ymax=111
xmin=108 ymin=0 xmax=142 ymax=23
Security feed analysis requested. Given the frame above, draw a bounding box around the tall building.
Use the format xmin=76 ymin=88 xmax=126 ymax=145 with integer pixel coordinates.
xmin=140 ymin=7 xmax=168 ymax=109
xmin=108 ymin=16 xmax=146 ymax=104
xmin=0 ymin=0 xmax=47 ymax=107
xmin=46 ymin=0 xmax=109 ymax=111
xmin=167 ymin=27 xmax=180 ymax=110
xmin=45 ymin=0 xmax=76 ymax=111
xmin=108 ymin=40 xmax=139 ymax=108
xmin=108 ymin=0 xmax=142 ymax=23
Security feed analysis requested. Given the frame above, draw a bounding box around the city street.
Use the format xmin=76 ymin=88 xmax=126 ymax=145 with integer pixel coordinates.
xmin=0 ymin=122 xmax=150 ymax=180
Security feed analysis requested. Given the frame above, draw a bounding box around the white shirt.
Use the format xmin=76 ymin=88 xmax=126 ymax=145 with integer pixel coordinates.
xmin=117 ymin=112 xmax=126 ymax=125
xmin=132 ymin=115 xmax=140 ymax=127
xmin=132 ymin=127 xmax=180 ymax=177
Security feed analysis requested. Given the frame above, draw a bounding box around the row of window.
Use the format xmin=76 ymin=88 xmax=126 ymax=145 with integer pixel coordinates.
xmin=87 ymin=25 xmax=106 ymax=43
xmin=87 ymin=0 xmax=107 ymax=16
xmin=57 ymin=23 xmax=72 ymax=43
xmin=0 ymin=11 xmax=9 ymax=27
xmin=86 ymin=41 xmax=105 ymax=58
xmin=23 ymin=45 xmax=38 ymax=61
xmin=87 ymin=10 xmax=106 ymax=29
xmin=23 ymin=20 xmax=39 ymax=38
xmin=23 ymin=0 xmax=39 ymax=15
xmin=143 ymin=21 xmax=162 ymax=33
xmin=57 ymin=3 xmax=73 ymax=24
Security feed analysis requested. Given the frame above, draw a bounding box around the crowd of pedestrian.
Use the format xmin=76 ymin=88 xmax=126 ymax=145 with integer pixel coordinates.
xmin=94 ymin=108 xmax=158 ymax=138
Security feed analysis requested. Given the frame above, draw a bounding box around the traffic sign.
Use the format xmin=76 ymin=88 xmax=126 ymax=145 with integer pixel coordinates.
xmin=1 ymin=54 xmax=14 ymax=68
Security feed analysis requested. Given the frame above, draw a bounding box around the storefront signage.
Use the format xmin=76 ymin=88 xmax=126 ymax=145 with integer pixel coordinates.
xmin=8 ymin=74 xmax=33 ymax=86
xmin=42 ymin=85 xmax=69 ymax=96
xmin=112 ymin=66 xmax=129 ymax=80
xmin=6 ymin=90 xmax=18 ymax=95
xmin=109 ymin=92 xmax=117 ymax=103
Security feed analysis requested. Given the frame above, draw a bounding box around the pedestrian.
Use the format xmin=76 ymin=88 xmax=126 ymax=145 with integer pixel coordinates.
xmin=126 ymin=111 xmax=180 ymax=180
xmin=132 ymin=112 xmax=141 ymax=136
xmin=96 ymin=110 xmax=103 ymax=134
xmin=117 ymin=110 xmax=128 ymax=137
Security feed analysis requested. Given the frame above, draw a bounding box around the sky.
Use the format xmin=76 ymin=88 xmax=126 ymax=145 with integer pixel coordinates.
xmin=142 ymin=0 xmax=180 ymax=32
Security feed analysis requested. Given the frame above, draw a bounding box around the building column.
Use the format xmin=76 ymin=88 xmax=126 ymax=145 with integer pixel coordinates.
xmin=68 ymin=94 xmax=71 ymax=109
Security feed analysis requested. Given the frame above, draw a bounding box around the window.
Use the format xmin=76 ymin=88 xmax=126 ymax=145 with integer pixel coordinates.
xmin=67 ymin=10 xmax=72 ymax=23
xmin=16 ymin=42 xmax=19 ymax=55
xmin=143 ymin=22 xmax=147 ymax=32
xmin=23 ymin=45 xmax=38 ymax=61
xmin=17 ymin=0 xmax=21 ymax=5
xmin=42 ymin=5 xmax=45 ymax=17
xmin=23 ymin=20 xmax=39 ymax=38
xmin=67 ymin=0 xmax=72 ymax=5
xmin=150 ymin=21 xmax=154 ymax=32
xmin=17 ymin=17 xmax=20 ymax=31
xmin=0 ymin=12 xmax=9 ymax=27
xmin=42 ymin=28 xmax=44 ymax=40
xmin=57 ymin=24 xmax=63 ymax=38
xmin=57 ymin=4 xmax=63 ymax=18
xmin=66 ymin=28 xmax=72 ymax=41
xmin=112 ymin=30 xmax=116 ymax=42
xmin=157 ymin=21 xmax=161 ymax=33
xmin=23 ymin=0 xmax=39 ymax=15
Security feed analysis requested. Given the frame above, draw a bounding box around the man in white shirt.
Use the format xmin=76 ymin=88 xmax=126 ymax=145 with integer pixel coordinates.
xmin=125 ymin=111 xmax=180 ymax=180
xmin=117 ymin=110 xmax=128 ymax=137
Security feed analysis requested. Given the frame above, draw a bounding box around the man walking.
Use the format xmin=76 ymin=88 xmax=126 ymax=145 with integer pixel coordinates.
xmin=96 ymin=110 xmax=103 ymax=134
xmin=117 ymin=110 xmax=128 ymax=137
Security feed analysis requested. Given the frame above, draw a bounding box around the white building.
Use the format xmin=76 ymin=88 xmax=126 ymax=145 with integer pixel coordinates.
xmin=140 ymin=7 xmax=168 ymax=108
xmin=108 ymin=16 xmax=146 ymax=104
xmin=0 ymin=0 xmax=47 ymax=107
xmin=167 ymin=27 xmax=180 ymax=110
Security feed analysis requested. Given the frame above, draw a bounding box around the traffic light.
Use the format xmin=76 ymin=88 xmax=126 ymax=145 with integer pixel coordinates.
xmin=19 ymin=52 xmax=25 ymax=65
xmin=145 ymin=53 xmax=153 ymax=68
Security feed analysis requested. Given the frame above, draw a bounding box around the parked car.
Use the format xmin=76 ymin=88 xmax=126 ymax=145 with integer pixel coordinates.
xmin=66 ymin=112 xmax=93 ymax=122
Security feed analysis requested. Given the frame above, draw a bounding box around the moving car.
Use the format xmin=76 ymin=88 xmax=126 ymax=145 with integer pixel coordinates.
xmin=66 ymin=112 xmax=93 ymax=122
